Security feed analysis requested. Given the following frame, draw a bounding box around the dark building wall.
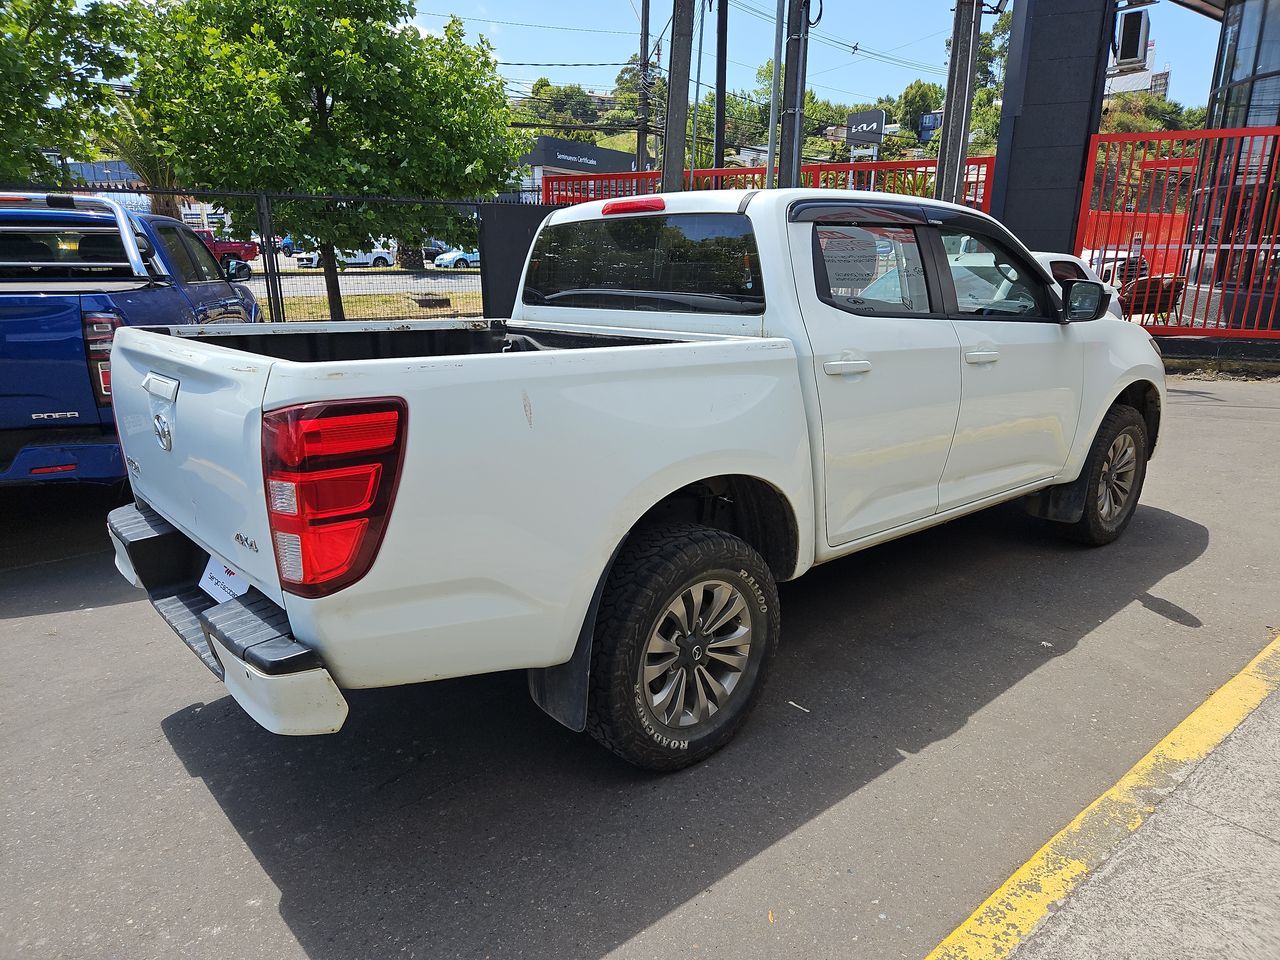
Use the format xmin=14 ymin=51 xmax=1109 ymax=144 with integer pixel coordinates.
xmin=989 ymin=0 xmax=1118 ymax=252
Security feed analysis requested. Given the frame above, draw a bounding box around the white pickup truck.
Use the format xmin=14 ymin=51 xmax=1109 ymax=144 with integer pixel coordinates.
xmin=108 ymin=189 xmax=1165 ymax=770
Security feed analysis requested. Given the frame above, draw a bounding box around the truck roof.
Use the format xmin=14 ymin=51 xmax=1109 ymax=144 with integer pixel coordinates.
xmin=544 ymin=187 xmax=996 ymax=226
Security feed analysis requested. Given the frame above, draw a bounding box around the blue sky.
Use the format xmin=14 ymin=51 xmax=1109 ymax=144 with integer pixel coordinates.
xmin=414 ymin=1 xmax=1221 ymax=110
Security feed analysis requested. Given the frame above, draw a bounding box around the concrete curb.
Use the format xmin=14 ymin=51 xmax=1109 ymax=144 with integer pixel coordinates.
xmin=923 ymin=632 xmax=1280 ymax=960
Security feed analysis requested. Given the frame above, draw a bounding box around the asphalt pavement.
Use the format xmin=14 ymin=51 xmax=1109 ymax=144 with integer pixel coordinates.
xmin=2 ymin=377 xmax=1278 ymax=960
xmin=241 ymin=262 xmax=480 ymax=299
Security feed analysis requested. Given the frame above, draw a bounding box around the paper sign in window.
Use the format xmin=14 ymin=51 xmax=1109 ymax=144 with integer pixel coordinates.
xmin=817 ymin=227 xmax=879 ymax=287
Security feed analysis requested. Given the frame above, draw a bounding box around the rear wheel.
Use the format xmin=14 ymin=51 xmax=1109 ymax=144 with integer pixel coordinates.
xmin=1060 ymin=405 xmax=1148 ymax=546
xmin=586 ymin=524 xmax=780 ymax=771
xmin=372 ymin=256 xmax=390 ymax=268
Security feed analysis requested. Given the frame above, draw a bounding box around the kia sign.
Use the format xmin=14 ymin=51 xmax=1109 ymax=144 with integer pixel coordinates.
xmin=846 ymin=109 xmax=886 ymax=147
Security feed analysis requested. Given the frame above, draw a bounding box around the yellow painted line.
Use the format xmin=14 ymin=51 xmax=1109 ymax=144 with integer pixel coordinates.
xmin=925 ymin=631 xmax=1280 ymax=960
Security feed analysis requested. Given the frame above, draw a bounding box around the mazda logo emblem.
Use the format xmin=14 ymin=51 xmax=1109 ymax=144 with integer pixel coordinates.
xmin=691 ymin=644 xmax=703 ymax=661
xmin=153 ymin=413 xmax=172 ymax=451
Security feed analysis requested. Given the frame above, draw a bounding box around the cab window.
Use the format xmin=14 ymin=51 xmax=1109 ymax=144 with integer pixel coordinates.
xmin=179 ymin=226 xmax=225 ymax=282
xmin=939 ymin=227 xmax=1052 ymax=318
xmin=811 ymin=224 xmax=932 ymax=316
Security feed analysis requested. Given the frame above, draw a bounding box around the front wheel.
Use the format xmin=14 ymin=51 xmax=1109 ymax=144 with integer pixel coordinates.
xmin=586 ymin=524 xmax=780 ymax=771
xmin=371 ymin=256 xmax=390 ymax=268
xmin=1060 ymin=405 xmax=1148 ymax=546
xmin=453 ymin=258 xmax=469 ymax=269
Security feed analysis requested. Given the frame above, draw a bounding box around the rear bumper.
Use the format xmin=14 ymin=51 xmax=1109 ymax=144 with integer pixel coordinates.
xmin=0 ymin=437 xmax=124 ymax=484
xmin=108 ymin=501 xmax=348 ymax=735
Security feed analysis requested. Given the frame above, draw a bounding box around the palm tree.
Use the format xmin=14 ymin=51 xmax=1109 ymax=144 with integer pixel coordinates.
xmin=98 ymin=92 xmax=182 ymax=219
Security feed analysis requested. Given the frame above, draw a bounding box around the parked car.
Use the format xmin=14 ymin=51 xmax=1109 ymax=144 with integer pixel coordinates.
xmin=295 ymin=244 xmax=396 ymax=268
xmin=1033 ymin=251 xmax=1124 ymax=321
xmin=1085 ymin=248 xmax=1149 ymax=286
xmin=1 ymin=193 xmax=259 ymax=485
xmin=108 ymin=189 xmax=1164 ymax=769
xmin=422 ymin=238 xmax=450 ymax=262
xmin=192 ymin=228 xmax=259 ymax=272
xmin=434 ymin=247 xmax=480 ymax=269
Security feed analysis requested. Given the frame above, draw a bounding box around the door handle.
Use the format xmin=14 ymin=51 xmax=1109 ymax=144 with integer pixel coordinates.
xmin=823 ymin=360 xmax=873 ymax=376
xmin=964 ymin=350 xmax=1000 ymax=364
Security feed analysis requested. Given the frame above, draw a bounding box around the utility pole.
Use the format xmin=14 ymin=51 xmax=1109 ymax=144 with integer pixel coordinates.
xmin=777 ymin=0 xmax=809 ymax=188
xmin=713 ymin=0 xmax=728 ymax=170
xmin=764 ymin=0 xmax=786 ymax=187
xmin=934 ymin=0 xmax=984 ymax=205
xmin=662 ymin=0 xmax=696 ymax=191
xmin=636 ymin=0 xmax=651 ymax=171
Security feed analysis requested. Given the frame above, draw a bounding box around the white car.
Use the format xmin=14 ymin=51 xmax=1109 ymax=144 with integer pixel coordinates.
xmin=1034 ymin=251 xmax=1124 ymax=321
xmin=295 ymin=244 xmax=396 ymax=268
xmin=108 ymin=189 xmax=1165 ymax=770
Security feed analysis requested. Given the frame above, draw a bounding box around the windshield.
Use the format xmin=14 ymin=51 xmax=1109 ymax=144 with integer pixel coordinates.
xmin=523 ymin=212 xmax=765 ymax=315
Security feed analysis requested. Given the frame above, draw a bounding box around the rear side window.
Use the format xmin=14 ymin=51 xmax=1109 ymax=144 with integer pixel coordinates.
xmin=523 ymin=212 xmax=765 ymax=314
xmin=155 ymin=226 xmax=201 ymax=283
xmin=812 ymin=224 xmax=932 ymax=316
xmin=178 ymin=227 xmax=224 ymax=281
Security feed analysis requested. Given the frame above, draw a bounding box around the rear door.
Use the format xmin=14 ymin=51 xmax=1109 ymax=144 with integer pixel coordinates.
xmin=930 ymin=221 xmax=1084 ymax=510
xmin=111 ymin=328 xmax=281 ymax=598
xmin=151 ymin=222 xmax=251 ymax=323
xmin=788 ymin=203 xmax=962 ymax=546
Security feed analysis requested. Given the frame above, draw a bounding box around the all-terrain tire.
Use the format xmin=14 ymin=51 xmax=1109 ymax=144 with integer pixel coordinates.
xmin=586 ymin=523 xmax=780 ymax=771
xmin=1061 ymin=404 xmax=1148 ymax=546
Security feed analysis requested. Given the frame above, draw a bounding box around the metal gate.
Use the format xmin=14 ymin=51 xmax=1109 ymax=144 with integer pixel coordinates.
xmin=1074 ymin=127 xmax=1280 ymax=338
xmin=542 ymin=157 xmax=996 ymax=212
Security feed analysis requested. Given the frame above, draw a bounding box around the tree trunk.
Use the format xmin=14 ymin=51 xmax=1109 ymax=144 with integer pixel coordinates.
xmin=321 ymin=242 xmax=346 ymax=321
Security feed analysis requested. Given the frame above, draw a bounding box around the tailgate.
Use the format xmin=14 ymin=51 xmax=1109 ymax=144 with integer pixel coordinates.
xmin=0 ymin=295 xmax=99 ymax=429
xmin=111 ymin=327 xmax=282 ymax=599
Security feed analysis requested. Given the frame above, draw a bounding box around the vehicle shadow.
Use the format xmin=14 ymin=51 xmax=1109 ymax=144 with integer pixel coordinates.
xmin=0 ymin=482 xmax=138 ymax=618
xmin=162 ymin=503 xmax=1208 ymax=960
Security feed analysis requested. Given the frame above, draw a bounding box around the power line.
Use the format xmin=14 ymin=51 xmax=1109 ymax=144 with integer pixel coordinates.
xmin=418 ymin=11 xmax=636 ymax=36
xmin=499 ymin=61 xmax=633 ymax=67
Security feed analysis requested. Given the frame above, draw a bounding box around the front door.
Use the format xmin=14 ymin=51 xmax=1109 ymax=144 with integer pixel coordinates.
xmin=788 ymin=213 xmax=962 ymax=547
xmin=932 ymin=223 xmax=1084 ymax=510
xmin=152 ymin=223 xmax=252 ymax=323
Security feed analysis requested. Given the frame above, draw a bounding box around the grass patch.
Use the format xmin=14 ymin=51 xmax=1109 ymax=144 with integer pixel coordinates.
xmin=264 ymin=290 xmax=484 ymax=322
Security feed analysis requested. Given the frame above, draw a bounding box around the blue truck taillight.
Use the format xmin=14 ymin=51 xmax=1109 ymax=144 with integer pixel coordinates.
xmin=82 ymin=311 xmax=122 ymax=406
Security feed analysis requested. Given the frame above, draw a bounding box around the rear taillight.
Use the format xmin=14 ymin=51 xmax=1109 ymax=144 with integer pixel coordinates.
xmin=82 ymin=311 xmax=122 ymax=406
xmin=262 ymin=398 xmax=407 ymax=598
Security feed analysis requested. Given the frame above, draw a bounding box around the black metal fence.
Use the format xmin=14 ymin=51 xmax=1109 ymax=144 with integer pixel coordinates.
xmin=28 ymin=184 xmax=550 ymax=323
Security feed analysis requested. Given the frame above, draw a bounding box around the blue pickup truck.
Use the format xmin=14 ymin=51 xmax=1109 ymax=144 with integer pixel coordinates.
xmin=1 ymin=193 xmax=260 ymax=485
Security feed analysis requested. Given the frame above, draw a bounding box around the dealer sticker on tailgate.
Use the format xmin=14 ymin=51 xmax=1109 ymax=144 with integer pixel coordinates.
xmin=200 ymin=556 xmax=252 ymax=604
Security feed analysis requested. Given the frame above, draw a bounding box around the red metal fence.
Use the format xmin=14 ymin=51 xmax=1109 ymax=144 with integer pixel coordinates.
xmin=1075 ymin=127 xmax=1280 ymax=338
xmin=542 ymin=156 xmax=996 ymax=212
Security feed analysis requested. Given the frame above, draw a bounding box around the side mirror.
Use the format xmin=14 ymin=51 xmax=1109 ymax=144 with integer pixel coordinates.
xmin=224 ymin=258 xmax=252 ymax=281
xmin=1060 ymin=279 xmax=1109 ymax=322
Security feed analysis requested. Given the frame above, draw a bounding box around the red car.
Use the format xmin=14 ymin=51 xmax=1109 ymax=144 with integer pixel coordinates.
xmin=193 ymin=228 xmax=259 ymax=270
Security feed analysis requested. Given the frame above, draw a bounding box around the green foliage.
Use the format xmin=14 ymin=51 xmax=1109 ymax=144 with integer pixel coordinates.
xmin=132 ymin=4 xmax=525 ymax=247
xmin=130 ymin=2 xmax=525 ymax=318
xmin=896 ymin=80 xmax=945 ymax=138
xmin=0 ymin=0 xmax=134 ymax=184
xmin=1100 ymin=92 xmax=1207 ymax=134
xmin=513 ymin=78 xmax=601 ymax=143
xmin=99 ymin=92 xmax=182 ymax=217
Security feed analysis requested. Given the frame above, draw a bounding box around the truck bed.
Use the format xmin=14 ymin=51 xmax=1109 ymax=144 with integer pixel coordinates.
xmin=148 ymin=318 xmax=676 ymax=363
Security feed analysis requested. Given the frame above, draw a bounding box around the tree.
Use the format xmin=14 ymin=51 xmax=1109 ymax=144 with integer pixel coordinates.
xmin=1100 ymin=91 xmax=1207 ymax=134
xmin=896 ymin=80 xmax=944 ymax=138
xmin=133 ymin=3 xmax=525 ymax=319
xmin=0 ymin=0 xmax=133 ymax=184
xmin=511 ymin=79 xmax=602 ymax=143
xmin=97 ymin=92 xmax=182 ymax=218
